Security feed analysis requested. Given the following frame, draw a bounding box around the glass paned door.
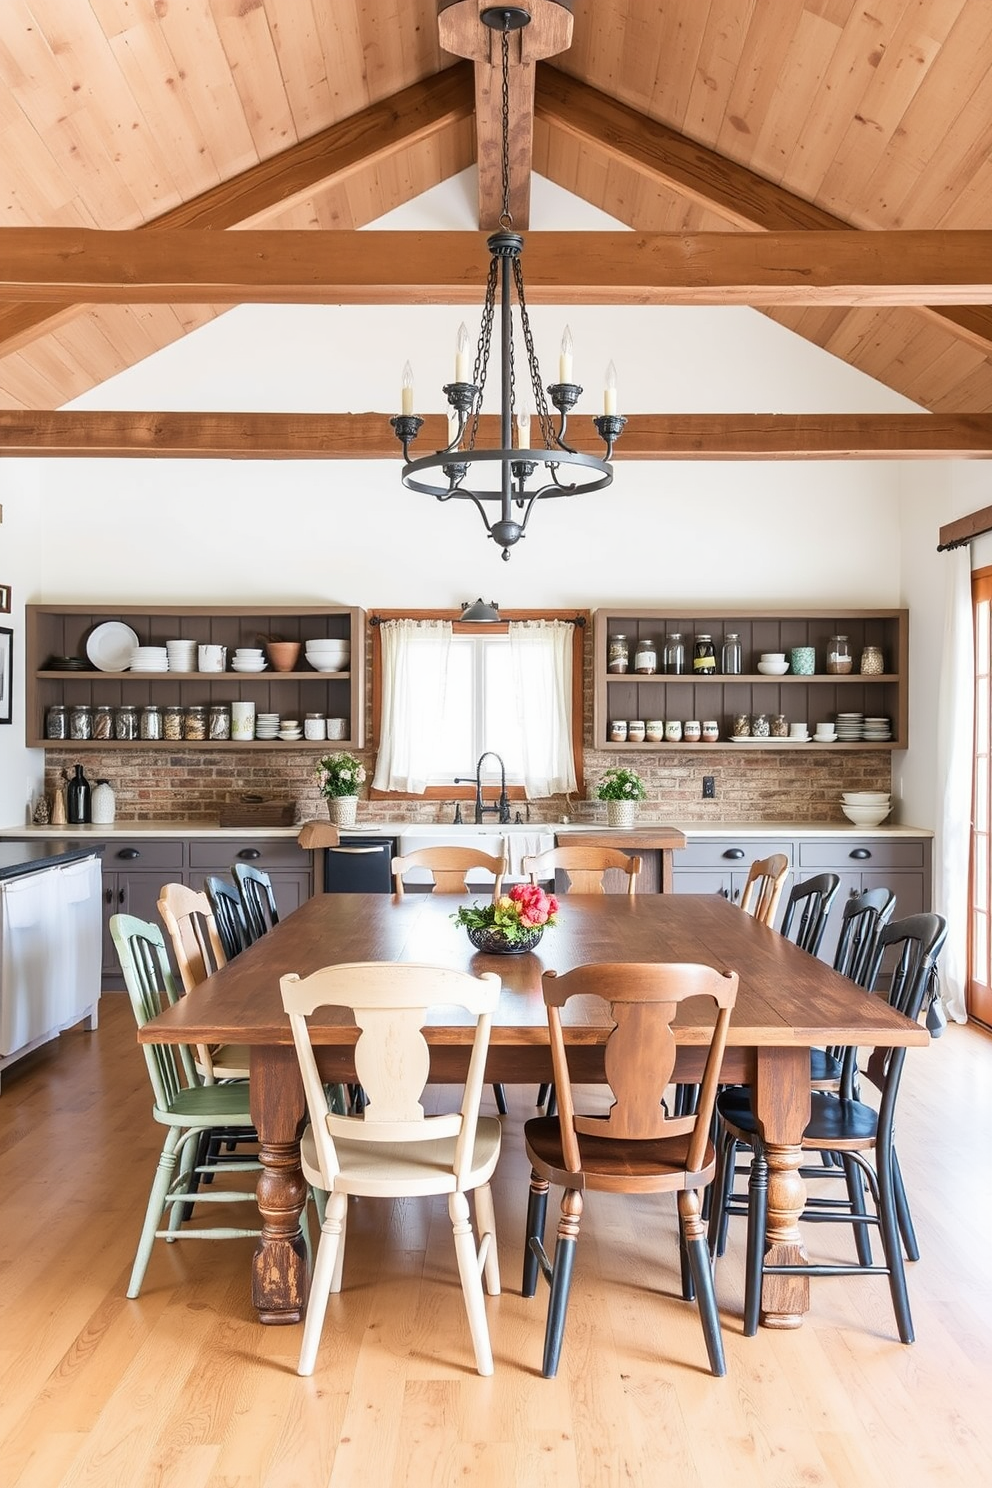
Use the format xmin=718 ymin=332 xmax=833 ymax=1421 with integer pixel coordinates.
xmin=970 ymin=570 xmax=992 ymax=1025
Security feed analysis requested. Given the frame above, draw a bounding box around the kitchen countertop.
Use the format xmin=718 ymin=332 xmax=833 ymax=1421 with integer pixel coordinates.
xmin=0 ymin=840 xmax=103 ymax=881
xmin=0 ymin=819 xmax=933 ymax=842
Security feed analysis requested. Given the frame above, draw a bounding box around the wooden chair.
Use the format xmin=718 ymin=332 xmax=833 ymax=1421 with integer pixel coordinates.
xmin=110 ymin=914 xmax=261 ymax=1298
xmin=390 ymin=846 xmax=507 ymax=898
xmin=521 ymin=959 xmax=739 ymax=1378
xmin=522 ymin=846 xmax=642 ymax=895
xmin=280 ymin=960 xmax=503 ymax=1376
xmin=233 ymin=861 xmax=280 ymax=939
xmin=739 ymin=853 xmax=789 ymax=926
xmin=203 ymin=874 xmax=253 ymax=960
xmin=779 ymin=873 xmax=841 ymax=956
xmin=157 ymin=882 xmax=248 ymax=1082
xmin=709 ymin=913 xmax=946 ymax=1343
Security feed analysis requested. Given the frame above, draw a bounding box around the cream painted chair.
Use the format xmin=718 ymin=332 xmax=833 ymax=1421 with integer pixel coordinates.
xmin=281 ymin=960 xmax=503 ymax=1377
xmin=390 ymin=846 xmax=507 ymax=898
xmin=738 ymin=853 xmax=789 ymax=927
xmin=157 ymin=882 xmax=249 ymax=1082
xmin=523 ymin=846 xmax=642 ymax=895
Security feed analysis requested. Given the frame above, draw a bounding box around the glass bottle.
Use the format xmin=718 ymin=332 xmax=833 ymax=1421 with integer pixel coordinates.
xmin=69 ymin=703 xmax=93 ymax=740
xmin=140 ymin=704 xmax=163 ymax=740
xmin=826 ymin=635 xmax=853 ymax=675
xmin=720 ymin=632 xmax=742 ymax=675
xmin=693 ymin=634 xmax=716 ymax=675
xmin=633 ymin=636 xmax=657 ymax=674
xmin=607 ymin=634 xmax=630 ymax=673
xmin=93 ymin=704 xmax=114 ymax=741
xmin=66 ymin=763 xmax=91 ymax=824
xmin=663 ymin=632 xmax=686 ymax=674
xmin=45 ymin=703 xmax=68 ymax=740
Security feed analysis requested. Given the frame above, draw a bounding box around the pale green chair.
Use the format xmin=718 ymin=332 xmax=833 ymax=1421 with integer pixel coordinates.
xmin=110 ymin=913 xmax=263 ymax=1298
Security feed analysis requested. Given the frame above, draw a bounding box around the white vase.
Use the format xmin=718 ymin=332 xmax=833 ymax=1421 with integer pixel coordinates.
xmin=327 ymin=795 xmax=358 ymax=828
xmin=606 ymin=798 xmax=636 ymax=828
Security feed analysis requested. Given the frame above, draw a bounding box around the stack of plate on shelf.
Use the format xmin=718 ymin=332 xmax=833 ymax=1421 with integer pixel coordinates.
xmin=129 ymin=646 xmax=169 ymax=672
xmin=862 ymin=715 xmax=892 ymax=740
xmin=255 ymin=713 xmax=280 ymax=740
xmin=305 ymin=639 xmax=350 ymax=672
xmin=840 ymin=790 xmax=891 ymax=826
xmin=165 ymin=639 xmax=197 ymax=672
xmin=278 ymin=717 xmax=302 ymax=741
xmin=835 ymin=712 xmax=864 ymax=741
xmin=48 ymin=655 xmax=88 ymax=671
xmin=232 ymin=648 xmax=267 ymax=673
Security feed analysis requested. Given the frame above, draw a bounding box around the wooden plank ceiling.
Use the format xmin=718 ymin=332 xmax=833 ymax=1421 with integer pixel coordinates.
xmin=0 ymin=0 xmax=991 ymax=418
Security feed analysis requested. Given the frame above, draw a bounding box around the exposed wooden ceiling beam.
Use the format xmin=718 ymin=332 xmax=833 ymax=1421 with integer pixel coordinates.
xmin=4 ymin=410 xmax=991 ymax=460
xmin=3 ymin=227 xmax=992 ymax=306
xmin=439 ymin=1 xmax=574 ymax=229
xmin=0 ymin=66 xmax=475 ymax=359
xmin=535 ymin=66 xmax=992 ymax=360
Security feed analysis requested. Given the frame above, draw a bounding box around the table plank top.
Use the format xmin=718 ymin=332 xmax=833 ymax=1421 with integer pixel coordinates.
xmin=137 ymin=892 xmax=927 ymax=1054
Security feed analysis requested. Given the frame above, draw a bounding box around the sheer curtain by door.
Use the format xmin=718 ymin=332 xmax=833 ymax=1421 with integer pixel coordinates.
xmin=508 ymin=619 xmax=577 ymax=798
xmin=372 ymin=619 xmax=452 ymax=794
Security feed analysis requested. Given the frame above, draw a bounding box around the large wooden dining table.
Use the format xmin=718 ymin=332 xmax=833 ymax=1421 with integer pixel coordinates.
xmin=137 ymin=890 xmax=928 ymax=1329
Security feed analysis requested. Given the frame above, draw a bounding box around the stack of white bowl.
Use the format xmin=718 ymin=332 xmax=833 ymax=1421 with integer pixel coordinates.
xmin=255 ymin=713 xmax=280 ymax=740
xmin=756 ymin=652 xmax=789 ymax=675
xmin=129 ymin=645 xmax=169 ymax=672
xmin=278 ymin=717 xmax=302 ymax=741
xmin=165 ymin=639 xmax=197 ymax=672
xmin=232 ymin=648 xmax=267 ymax=673
xmin=840 ymin=790 xmax=891 ymax=826
xmin=305 ymin=639 xmax=351 ymax=672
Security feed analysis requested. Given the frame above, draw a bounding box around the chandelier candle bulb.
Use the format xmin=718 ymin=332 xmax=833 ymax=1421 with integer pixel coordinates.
xmin=455 ymin=322 xmax=470 ymax=383
xmin=401 ymin=361 xmax=414 ymax=416
xmin=604 ymin=361 xmax=617 ymax=415
xmin=559 ymin=325 xmax=573 ymax=383
xmin=516 ymin=400 xmax=530 ymax=448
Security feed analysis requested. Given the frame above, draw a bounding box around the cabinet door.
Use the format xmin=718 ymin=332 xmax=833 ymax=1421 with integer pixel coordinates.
xmin=101 ymin=870 xmax=171 ymax=980
xmin=266 ymin=870 xmax=311 ymax=920
xmin=671 ymin=870 xmax=736 ymax=899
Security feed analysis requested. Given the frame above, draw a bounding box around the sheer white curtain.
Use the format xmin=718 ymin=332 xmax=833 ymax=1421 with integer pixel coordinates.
xmin=507 ymin=619 xmax=577 ymax=798
xmin=934 ymin=548 xmax=973 ymax=1023
xmin=372 ymin=619 xmax=452 ymax=795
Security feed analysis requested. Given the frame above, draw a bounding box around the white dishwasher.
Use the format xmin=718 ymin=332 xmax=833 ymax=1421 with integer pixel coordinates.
xmin=0 ymin=854 xmax=102 ymax=1086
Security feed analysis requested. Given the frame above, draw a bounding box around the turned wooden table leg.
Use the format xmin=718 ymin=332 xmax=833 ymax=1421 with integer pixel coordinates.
xmin=752 ymin=1045 xmax=810 ymax=1329
xmin=250 ymin=1045 xmax=310 ymax=1325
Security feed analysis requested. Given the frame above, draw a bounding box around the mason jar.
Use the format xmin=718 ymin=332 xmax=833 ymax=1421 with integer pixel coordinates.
xmin=93 ymin=704 xmax=115 ymax=740
xmin=633 ymin=637 xmax=657 ymax=674
xmin=70 ymin=703 xmax=93 ymax=740
xmin=45 ymin=703 xmax=68 ymax=740
xmin=826 ymin=635 xmax=853 ymax=675
xmin=184 ymin=705 xmax=207 ymax=741
xmin=692 ymin=635 xmax=716 ymax=675
xmin=208 ymin=703 xmax=231 ymax=741
xmin=140 ymin=704 xmax=163 ymax=740
xmin=663 ymin=632 xmax=686 ymax=674
xmin=163 ymin=704 xmax=184 ymax=741
xmin=114 ymin=704 xmax=139 ymax=741
xmin=607 ymin=634 xmax=630 ymax=673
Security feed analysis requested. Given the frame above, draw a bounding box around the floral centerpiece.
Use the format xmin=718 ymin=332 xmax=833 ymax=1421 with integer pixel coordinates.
xmin=596 ymin=765 xmax=647 ymax=827
xmin=316 ymin=751 xmax=366 ymax=827
xmin=452 ymin=882 xmax=559 ymax=955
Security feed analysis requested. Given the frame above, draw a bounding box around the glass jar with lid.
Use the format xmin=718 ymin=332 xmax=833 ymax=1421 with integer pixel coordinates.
xmin=826 ymin=635 xmax=853 ymax=675
xmin=209 ymin=703 xmax=231 ymax=741
xmin=750 ymin=712 xmax=770 ymax=738
xmin=860 ymin=644 xmax=884 ymax=675
xmin=45 ymin=703 xmax=68 ymax=740
xmin=692 ymin=635 xmax=716 ymax=675
xmin=607 ymin=634 xmax=630 ymax=673
xmin=633 ymin=637 xmax=657 ymax=674
xmin=720 ymin=632 xmax=742 ymax=675
xmin=770 ymin=711 xmax=789 ymax=738
xmin=114 ymin=704 xmax=139 ymax=741
xmin=70 ymin=703 xmax=93 ymax=740
xmin=140 ymin=704 xmax=163 ymax=740
xmin=184 ymin=705 xmax=207 ymax=741
xmin=163 ymin=704 xmax=184 ymax=741
xmin=93 ymin=704 xmax=114 ymax=740
xmin=663 ymin=632 xmax=686 ymax=674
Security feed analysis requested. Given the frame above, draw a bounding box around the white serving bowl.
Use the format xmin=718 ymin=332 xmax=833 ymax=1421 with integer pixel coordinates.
xmin=756 ymin=660 xmax=789 ymax=675
xmin=841 ymin=803 xmax=891 ymax=826
xmin=305 ymin=639 xmax=350 ymax=653
xmin=759 ymin=652 xmax=786 ymax=661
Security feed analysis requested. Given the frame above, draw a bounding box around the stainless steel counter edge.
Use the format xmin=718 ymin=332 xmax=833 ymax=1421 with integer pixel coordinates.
xmin=0 ymin=820 xmax=933 ymax=841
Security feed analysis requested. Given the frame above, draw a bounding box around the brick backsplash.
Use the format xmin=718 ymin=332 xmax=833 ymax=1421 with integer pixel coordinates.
xmin=44 ymin=744 xmax=892 ymax=826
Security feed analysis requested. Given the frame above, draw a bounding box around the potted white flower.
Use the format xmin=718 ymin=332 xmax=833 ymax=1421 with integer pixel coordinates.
xmin=316 ymin=751 xmax=366 ymax=828
xmin=596 ymin=765 xmax=647 ymax=827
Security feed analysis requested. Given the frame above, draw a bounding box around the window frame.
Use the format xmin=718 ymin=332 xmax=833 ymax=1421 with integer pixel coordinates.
xmin=369 ymin=608 xmax=587 ymax=802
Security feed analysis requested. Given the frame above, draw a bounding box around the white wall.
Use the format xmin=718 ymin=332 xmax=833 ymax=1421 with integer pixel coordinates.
xmin=1 ymin=463 xmax=46 ymax=825
xmin=2 ymin=169 xmax=955 ymax=827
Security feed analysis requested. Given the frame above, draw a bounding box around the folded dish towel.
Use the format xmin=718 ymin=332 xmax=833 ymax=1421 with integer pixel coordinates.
xmin=501 ymin=831 xmax=555 ymax=880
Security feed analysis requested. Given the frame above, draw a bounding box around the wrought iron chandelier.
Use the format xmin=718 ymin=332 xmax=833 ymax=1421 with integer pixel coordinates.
xmin=390 ymin=6 xmax=625 ymax=561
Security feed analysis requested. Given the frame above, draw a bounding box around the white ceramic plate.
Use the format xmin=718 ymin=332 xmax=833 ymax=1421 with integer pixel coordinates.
xmin=86 ymin=621 xmax=140 ymax=672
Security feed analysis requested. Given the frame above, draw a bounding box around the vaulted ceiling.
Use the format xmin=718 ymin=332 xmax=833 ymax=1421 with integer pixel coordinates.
xmin=2 ymin=0 xmax=992 ymax=418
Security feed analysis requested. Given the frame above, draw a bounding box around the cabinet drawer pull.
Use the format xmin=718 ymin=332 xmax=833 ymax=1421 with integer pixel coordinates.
xmin=330 ymin=846 xmax=385 ymax=856
xmin=118 ymin=889 xmax=126 ymax=904
xmin=105 ymin=888 xmax=113 ymax=904
xmin=722 ymin=848 xmax=745 ymax=860
xmin=116 ymin=848 xmax=140 ymax=860
xmin=849 ymin=848 xmax=872 ymax=860
xmin=237 ymin=848 xmax=262 ymax=860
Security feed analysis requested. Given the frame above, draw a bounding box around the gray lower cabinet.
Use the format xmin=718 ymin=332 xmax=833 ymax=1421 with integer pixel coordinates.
xmin=672 ymin=831 xmax=931 ymax=966
xmin=186 ymin=838 xmax=313 ymax=921
xmin=101 ymin=839 xmax=185 ymax=981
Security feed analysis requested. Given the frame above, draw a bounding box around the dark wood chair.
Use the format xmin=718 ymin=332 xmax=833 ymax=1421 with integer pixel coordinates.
xmin=233 ymin=861 xmax=280 ymax=940
xmin=521 ymin=959 xmax=739 ymax=1378
xmin=709 ymin=912 xmax=947 ymax=1343
xmin=739 ymin=852 xmax=789 ymax=926
xmin=779 ymin=873 xmax=841 ymax=955
xmin=203 ymin=874 xmax=253 ymax=961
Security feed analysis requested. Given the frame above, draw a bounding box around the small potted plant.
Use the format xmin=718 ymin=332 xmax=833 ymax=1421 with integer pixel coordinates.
xmin=452 ymin=882 xmax=559 ymax=955
xmin=316 ymin=751 xmax=366 ymax=827
xmin=596 ymin=765 xmax=647 ymax=827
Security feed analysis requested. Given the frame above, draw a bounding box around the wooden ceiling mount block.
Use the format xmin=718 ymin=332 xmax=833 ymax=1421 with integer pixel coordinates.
xmin=438 ymin=1 xmax=575 ymax=229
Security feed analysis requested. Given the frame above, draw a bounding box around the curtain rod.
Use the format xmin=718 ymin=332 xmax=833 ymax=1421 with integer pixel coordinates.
xmin=938 ymin=502 xmax=992 ymax=551
xmin=369 ymin=613 xmax=587 ymax=626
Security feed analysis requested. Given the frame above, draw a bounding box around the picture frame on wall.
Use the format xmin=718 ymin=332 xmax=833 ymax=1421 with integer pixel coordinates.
xmin=0 ymin=585 xmax=10 ymax=614
xmin=0 ymin=627 xmax=12 ymax=724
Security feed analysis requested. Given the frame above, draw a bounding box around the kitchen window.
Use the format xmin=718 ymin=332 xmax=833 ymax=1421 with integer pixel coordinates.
xmin=370 ymin=610 xmax=586 ymax=801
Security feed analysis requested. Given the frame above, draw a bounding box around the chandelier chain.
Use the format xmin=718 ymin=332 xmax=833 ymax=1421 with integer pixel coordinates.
xmin=468 ymin=254 xmax=499 ymax=453
xmin=499 ymin=29 xmax=512 ymax=230
xmin=513 ymin=257 xmax=555 ymax=448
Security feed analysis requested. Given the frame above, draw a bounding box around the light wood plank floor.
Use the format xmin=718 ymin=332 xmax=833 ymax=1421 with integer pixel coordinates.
xmin=1 ymin=995 xmax=990 ymax=1488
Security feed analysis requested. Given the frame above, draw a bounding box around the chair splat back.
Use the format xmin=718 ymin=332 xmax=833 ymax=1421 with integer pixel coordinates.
xmin=739 ymin=853 xmax=789 ymax=927
xmin=233 ymin=861 xmax=280 ymax=938
xmin=523 ymin=846 xmax=641 ymax=895
xmin=204 ymin=875 xmax=252 ymax=960
xmin=834 ymin=886 xmax=897 ymax=986
xmin=779 ymin=873 xmax=841 ymax=955
xmin=157 ymin=882 xmax=227 ymax=991
xmin=111 ymin=913 xmax=198 ymax=1105
xmin=857 ymin=913 xmax=948 ymax=1097
xmin=390 ymin=847 xmax=506 ymax=898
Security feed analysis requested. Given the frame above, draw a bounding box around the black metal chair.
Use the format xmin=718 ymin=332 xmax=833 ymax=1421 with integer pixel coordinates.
xmin=779 ymin=873 xmax=841 ymax=955
xmin=203 ymin=875 xmax=252 ymax=961
xmin=709 ymin=912 xmax=947 ymax=1343
xmin=233 ymin=861 xmax=280 ymax=940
